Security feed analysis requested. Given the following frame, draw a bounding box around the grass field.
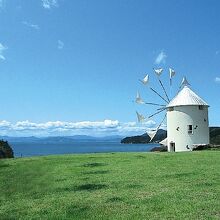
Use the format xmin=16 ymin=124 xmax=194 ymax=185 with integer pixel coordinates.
xmin=0 ymin=151 xmax=220 ymax=219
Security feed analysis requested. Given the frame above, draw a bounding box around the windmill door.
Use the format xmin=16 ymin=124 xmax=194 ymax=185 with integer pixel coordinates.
xmin=170 ymin=142 xmax=175 ymax=152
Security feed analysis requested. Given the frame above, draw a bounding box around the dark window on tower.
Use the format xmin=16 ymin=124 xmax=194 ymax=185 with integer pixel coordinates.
xmin=199 ymin=105 xmax=204 ymax=110
xmin=168 ymin=107 xmax=174 ymax=112
xmin=188 ymin=125 xmax=193 ymax=134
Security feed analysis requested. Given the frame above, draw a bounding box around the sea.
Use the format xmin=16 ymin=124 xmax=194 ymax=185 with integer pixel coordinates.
xmin=10 ymin=141 xmax=159 ymax=158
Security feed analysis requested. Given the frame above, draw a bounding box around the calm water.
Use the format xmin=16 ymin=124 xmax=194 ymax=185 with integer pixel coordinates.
xmin=11 ymin=141 xmax=159 ymax=157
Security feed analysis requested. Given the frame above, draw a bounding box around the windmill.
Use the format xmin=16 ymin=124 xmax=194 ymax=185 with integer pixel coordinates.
xmin=135 ymin=68 xmax=210 ymax=152
xmin=135 ymin=68 xmax=177 ymax=142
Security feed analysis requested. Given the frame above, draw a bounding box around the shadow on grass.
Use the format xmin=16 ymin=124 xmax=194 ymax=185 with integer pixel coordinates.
xmin=60 ymin=183 xmax=108 ymax=192
xmin=55 ymin=178 xmax=67 ymax=182
xmin=121 ymin=160 xmax=130 ymax=163
xmin=163 ymin=172 xmax=196 ymax=179
xmin=196 ymin=181 xmax=216 ymax=187
xmin=83 ymin=170 xmax=110 ymax=175
xmin=66 ymin=204 xmax=89 ymax=215
xmin=82 ymin=162 xmax=107 ymax=167
xmin=106 ymin=197 xmax=123 ymax=203
xmin=76 ymin=184 xmax=108 ymax=191
xmin=135 ymin=155 xmax=146 ymax=159
xmin=0 ymin=164 xmax=10 ymax=169
xmin=127 ymin=184 xmax=142 ymax=189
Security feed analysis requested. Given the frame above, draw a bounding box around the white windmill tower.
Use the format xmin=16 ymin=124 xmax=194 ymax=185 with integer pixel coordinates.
xmin=166 ymin=78 xmax=209 ymax=152
xmin=135 ymin=69 xmax=210 ymax=152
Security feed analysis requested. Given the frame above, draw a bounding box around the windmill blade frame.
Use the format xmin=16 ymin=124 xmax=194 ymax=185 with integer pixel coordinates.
xmin=158 ymin=78 xmax=170 ymax=102
xmin=150 ymin=87 xmax=169 ymax=104
xmin=148 ymin=108 xmax=166 ymax=119
xmin=145 ymin=102 xmax=166 ymax=107
xmin=149 ymin=113 xmax=167 ymax=142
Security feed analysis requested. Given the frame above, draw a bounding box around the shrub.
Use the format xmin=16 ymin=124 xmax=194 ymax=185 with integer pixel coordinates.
xmin=0 ymin=140 xmax=14 ymax=159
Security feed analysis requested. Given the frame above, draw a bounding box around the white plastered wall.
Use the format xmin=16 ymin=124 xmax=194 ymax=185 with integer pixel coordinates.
xmin=167 ymin=105 xmax=209 ymax=152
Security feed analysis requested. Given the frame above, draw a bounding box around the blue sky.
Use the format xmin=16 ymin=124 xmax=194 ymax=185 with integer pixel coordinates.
xmin=0 ymin=0 xmax=220 ymax=136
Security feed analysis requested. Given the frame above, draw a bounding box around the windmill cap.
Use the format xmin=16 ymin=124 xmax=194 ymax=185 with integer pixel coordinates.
xmin=167 ymin=86 xmax=209 ymax=108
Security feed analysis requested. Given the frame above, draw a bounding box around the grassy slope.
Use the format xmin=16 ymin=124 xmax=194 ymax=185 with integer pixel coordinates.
xmin=0 ymin=152 xmax=219 ymax=220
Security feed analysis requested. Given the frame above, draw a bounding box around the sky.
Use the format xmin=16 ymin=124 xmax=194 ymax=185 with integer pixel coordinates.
xmin=0 ymin=0 xmax=220 ymax=137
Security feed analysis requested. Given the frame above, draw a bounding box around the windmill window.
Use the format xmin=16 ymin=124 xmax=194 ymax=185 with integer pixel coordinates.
xmin=188 ymin=125 xmax=193 ymax=134
xmin=199 ymin=105 xmax=204 ymax=110
xmin=168 ymin=107 xmax=174 ymax=112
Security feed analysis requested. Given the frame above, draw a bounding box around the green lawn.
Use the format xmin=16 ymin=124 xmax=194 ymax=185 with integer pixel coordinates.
xmin=0 ymin=151 xmax=219 ymax=219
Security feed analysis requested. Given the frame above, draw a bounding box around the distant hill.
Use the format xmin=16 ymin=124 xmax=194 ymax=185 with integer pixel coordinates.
xmin=121 ymin=129 xmax=167 ymax=144
xmin=210 ymin=127 xmax=220 ymax=145
xmin=121 ymin=127 xmax=220 ymax=145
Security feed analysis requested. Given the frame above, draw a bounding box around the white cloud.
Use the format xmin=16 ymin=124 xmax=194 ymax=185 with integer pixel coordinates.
xmin=0 ymin=43 xmax=7 ymax=60
xmin=57 ymin=40 xmax=64 ymax=49
xmin=0 ymin=119 xmax=161 ymax=137
xmin=42 ymin=0 xmax=58 ymax=9
xmin=22 ymin=21 xmax=39 ymax=30
xmin=215 ymin=77 xmax=220 ymax=83
xmin=155 ymin=51 xmax=167 ymax=65
xmin=0 ymin=120 xmax=11 ymax=128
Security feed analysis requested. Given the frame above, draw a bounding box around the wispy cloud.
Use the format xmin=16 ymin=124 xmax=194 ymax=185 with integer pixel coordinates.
xmin=0 ymin=119 xmax=158 ymax=137
xmin=0 ymin=0 xmax=5 ymax=8
xmin=215 ymin=77 xmax=220 ymax=83
xmin=42 ymin=0 xmax=58 ymax=9
xmin=57 ymin=40 xmax=64 ymax=49
xmin=22 ymin=21 xmax=40 ymax=30
xmin=0 ymin=43 xmax=7 ymax=60
xmin=155 ymin=51 xmax=167 ymax=65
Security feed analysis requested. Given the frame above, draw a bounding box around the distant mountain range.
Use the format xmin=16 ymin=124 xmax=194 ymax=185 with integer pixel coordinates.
xmin=0 ymin=135 xmax=123 ymax=144
xmin=1 ymin=127 xmax=219 ymax=145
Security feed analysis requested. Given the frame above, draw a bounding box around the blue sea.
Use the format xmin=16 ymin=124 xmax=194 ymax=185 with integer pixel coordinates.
xmin=11 ymin=141 xmax=159 ymax=157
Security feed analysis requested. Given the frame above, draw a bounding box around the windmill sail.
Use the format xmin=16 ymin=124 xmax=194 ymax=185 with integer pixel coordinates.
xmin=136 ymin=111 xmax=146 ymax=123
xmin=147 ymin=130 xmax=157 ymax=142
xmin=169 ymin=68 xmax=176 ymax=86
xmin=154 ymin=68 xmax=163 ymax=76
xmin=139 ymin=74 xmax=149 ymax=85
xmin=159 ymin=138 xmax=167 ymax=146
xmin=180 ymin=77 xmax=190 ymax=87
xmin=136 ymin=92 xmax=145 ymax=104
xmin=136 ymin=91 xmax=166 ymax=107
